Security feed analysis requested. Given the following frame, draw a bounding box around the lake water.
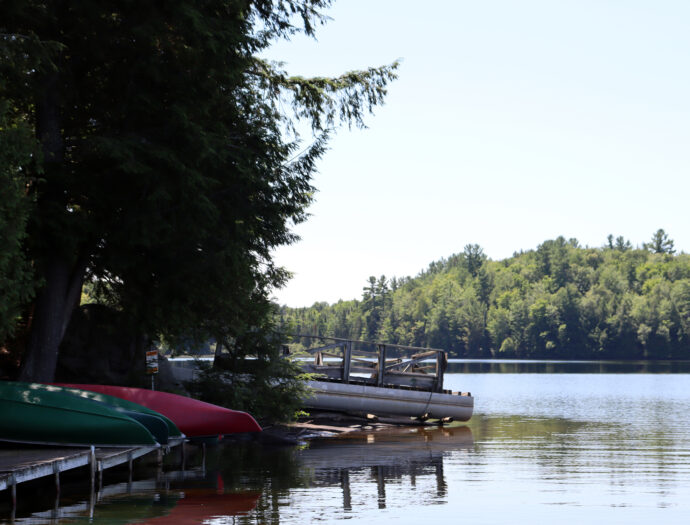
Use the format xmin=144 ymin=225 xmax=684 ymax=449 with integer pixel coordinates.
xmin=6 ymin=361 xmax=690 ymax=524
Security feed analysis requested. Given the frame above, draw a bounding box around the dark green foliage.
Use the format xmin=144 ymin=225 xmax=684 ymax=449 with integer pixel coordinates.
xmin=280 ymin=234 xmax=690 ymax=360
xmin=186 ymin=332 xmax=312 ymax=422
xmin=0 ymin=102 xmax=36 ymax=343
xmin=0 ymin=0 xmax=397 ymax=403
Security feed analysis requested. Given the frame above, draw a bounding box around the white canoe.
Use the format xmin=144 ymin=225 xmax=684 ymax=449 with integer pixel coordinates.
xmin=305 ymin=380 xmax=473 ymax=421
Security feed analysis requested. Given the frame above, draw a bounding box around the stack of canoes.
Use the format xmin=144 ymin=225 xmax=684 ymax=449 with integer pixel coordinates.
xmin=0 ymin=381 xmax=261 ymax=448
xmin=55 ymin=384 xmax=262 ymax=441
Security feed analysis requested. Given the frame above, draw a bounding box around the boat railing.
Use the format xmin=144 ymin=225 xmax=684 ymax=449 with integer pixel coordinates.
xmin=285 ymin=336 xmax=448 ymax=393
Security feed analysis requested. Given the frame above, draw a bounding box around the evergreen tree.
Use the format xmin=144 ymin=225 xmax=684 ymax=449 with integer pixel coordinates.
xmin=645 ymin=229 xmax=675 ymax=254
xmin=463 ymin=244 xmax=485 ymax=277
xmin=615 ymin=236 xmax=632 ymax=252
xmin=1 ymin=1 xmax=398 ymax=383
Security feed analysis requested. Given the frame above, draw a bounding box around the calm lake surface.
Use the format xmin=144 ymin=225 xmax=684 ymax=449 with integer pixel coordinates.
xmin=6 ymin=360 xmax=690 ymax=524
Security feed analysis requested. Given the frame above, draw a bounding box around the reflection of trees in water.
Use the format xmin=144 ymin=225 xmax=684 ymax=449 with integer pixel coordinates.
xmin=468 ymin=413 xmax=689 ymax=505
xmin=211 ymin=415 xmax=690 ymax=522
xmin=446 ymin=360 xmax=690 ymax=374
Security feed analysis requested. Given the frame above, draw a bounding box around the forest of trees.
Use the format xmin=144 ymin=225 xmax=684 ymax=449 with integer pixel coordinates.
xmin=279 ymin=230 xmax=690 ymax=360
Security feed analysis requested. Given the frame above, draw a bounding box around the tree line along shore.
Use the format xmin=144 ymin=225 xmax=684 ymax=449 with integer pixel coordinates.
xmin=280 ymin=231 xmax=690 ymax=361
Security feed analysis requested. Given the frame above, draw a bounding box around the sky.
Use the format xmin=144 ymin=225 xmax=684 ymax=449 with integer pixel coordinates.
xmin=266 ymin=0 xmax=690 ymax=307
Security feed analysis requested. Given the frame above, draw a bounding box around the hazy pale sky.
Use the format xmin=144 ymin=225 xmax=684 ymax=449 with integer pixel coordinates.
xmin=267 ymin=0 xmax=690 ymax=307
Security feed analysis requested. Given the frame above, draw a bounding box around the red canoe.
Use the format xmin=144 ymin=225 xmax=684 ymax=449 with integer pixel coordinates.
xmin=54 ymin=384 xmax=261 ymax=438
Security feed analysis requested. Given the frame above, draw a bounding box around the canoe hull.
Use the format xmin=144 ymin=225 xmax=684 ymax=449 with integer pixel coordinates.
xmin=55 ymin=384 xmax=262 ymax=437
xmin=53 ymin=385 xmax=183 ymax=443
xmin=305 ymin=380 xmax=474 ymax=421
xmin=0 ymin=382 xmax=159 ymax=447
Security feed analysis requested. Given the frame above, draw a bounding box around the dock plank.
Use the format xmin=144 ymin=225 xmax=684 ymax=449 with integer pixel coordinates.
xmin=0 ymin=448 xmax=91 ymax=490
xmin=0 ymin=442 xmax=179 ymax=493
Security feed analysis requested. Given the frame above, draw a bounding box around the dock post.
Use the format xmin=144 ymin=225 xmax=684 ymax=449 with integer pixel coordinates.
xmin=202 ymin=442 xmax=207 ymax=474
xmin=128 ymin=450 xmax=134 ymax=485
xmin=89 ymin=446 xmax=96 ymax=490
xmin=53 ymin=461 xmax=61 ymax=497
xmin=89 ymin=485 xmax=96 ymax=520
xmin=377 ymin=344 xmax=387 ymax=387
xmin=180 ymin=441 xmax=186 ymax=471
xmin=437 ymin=350 xmax=447 ymax=392
xmin=375 ymin=465 xmax=386 ymax=509
xmin=343 ymin=342 xmax=352 ymax=384
xmin=9 ymin=473 xmax=16 ymax=517
xmin=53 ymin=474 xmax=60 ymax=520
xmin=340 ymin=469 xmax=352 ymax=511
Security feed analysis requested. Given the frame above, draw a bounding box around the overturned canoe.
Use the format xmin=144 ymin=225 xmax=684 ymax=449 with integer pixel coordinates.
xmin=0 ymin=381 xmax=162 ymax=447
xmin=53 ymin=384 xmax=184 ymax=444
xmin=55 ymin=384 xmax=262 ymax=438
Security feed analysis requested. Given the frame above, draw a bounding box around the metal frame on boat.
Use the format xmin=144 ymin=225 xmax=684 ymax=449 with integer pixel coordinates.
xmin=288 ymin=337 xmax=474 ymax=421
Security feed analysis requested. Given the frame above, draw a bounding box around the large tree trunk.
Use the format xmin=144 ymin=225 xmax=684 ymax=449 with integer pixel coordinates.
xmin=18 ymin=257 xmax=86 ymax=382
xmin=17 ymin=63 xmax=79 ymax=382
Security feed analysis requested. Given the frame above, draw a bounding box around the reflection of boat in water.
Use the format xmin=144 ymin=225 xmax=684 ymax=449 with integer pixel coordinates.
xmin=292 ymin=337 xmax=474 ymax=421
xmin=299 ymin=425 xmax=474 ymax=470
xmin=16 ymin=474 xmax=260 ymax=524
xmin=136 ymin=490 xmax=261 ymax=524
xmin=296 ymin=426 xmax=473 ymax=510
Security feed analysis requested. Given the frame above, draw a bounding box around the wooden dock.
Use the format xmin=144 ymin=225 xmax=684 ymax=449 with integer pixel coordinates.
xmin=0 ymin=440 xmax=184 ymax=516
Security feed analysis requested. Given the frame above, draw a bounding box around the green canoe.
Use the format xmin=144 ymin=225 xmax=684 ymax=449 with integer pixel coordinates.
xmin=0 ymin=381 xmax=166 ymax=447
xmin=53 ymin=384 xmax=184 ymax=444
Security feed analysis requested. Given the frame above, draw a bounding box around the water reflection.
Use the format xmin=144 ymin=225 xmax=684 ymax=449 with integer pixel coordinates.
xmin=297 ymin=426 xmax=473 ymax=510
xmin=447 ymin=359 xmax=690 ymax=374
xmin=8 ymin=367 xmax=690 ymax=523
xmin=8 ymin=465 xmax=259 ymax=524
xmin=218 ymin=425 xmax=470 ymax=524
xmin=10 ymin=410 xmax=690 ymax=524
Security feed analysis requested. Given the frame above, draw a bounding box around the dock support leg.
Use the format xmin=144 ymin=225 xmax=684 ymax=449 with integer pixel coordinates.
xmin=343 ymin=342 xmax=352 ymax=383
xmin=89 ymin=446 xmax=96 ymax=490
xmin=180 ymin=441 xmax=186 ymax=471
xmin=340 ymin=470 xmax=352 ymax=511
xmin=53 ymin=462 xmax=61 ymax=503
xmin=89 ymin=489 xmax=96 ymax=521
xmin=10 ymin=474 xmax=17 ymax=519
xmin=375 ymin=465 xmax=386 ymax=509
xmin=377 ymin=345 xmax=387 ymax=387
xmin=88 ymin=446 xmax=97 ymax=518
xmin=128 ymin=451 xmax=134 ymax=485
